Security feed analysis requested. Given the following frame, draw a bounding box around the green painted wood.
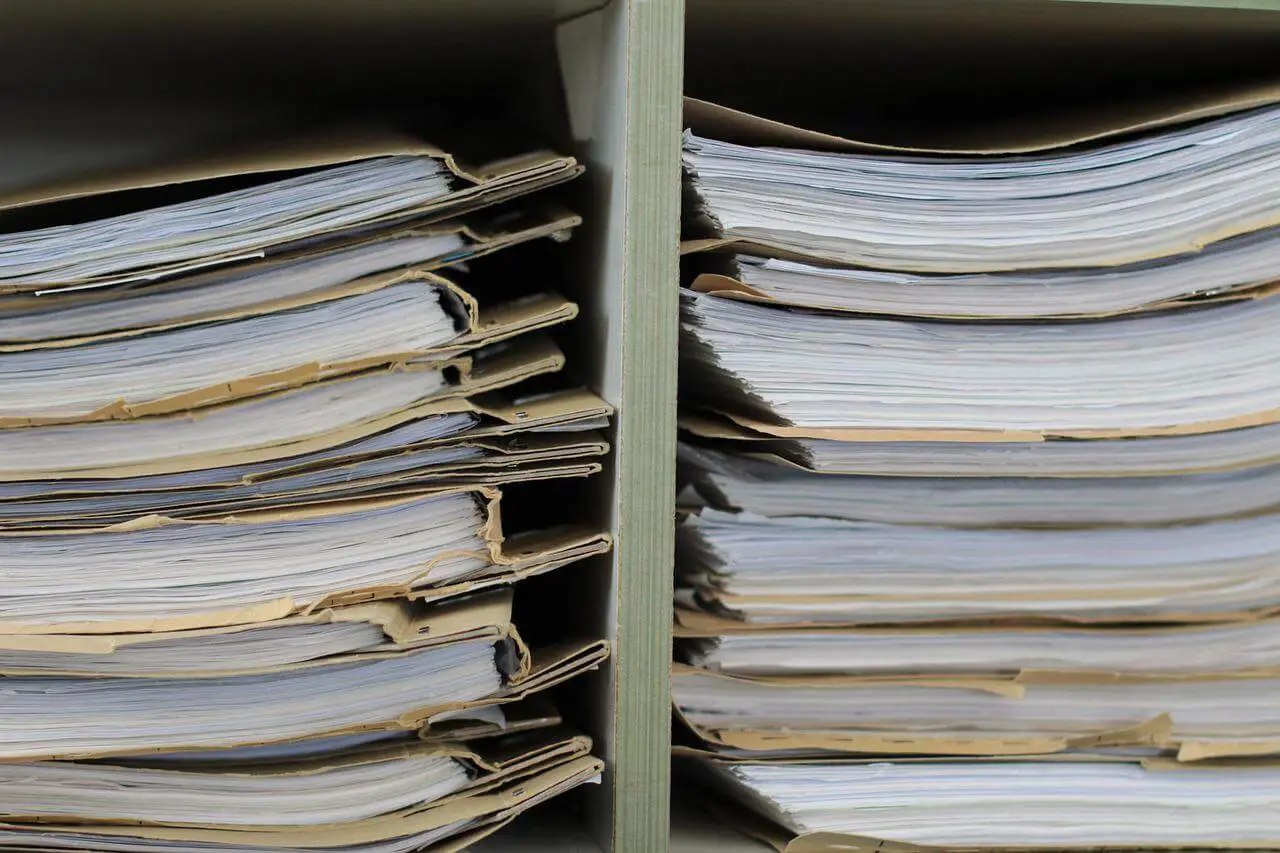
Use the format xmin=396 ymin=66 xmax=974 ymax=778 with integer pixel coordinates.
xmin=612 ymin=0 xmax=683 ymax=851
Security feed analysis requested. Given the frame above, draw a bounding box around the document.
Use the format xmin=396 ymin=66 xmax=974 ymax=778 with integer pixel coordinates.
xmin=696 ymin=758 xmax=1280 ymax=848
xmin=0 ymin=127 xmax=581 ymax=293
xmin=0 ymin=727 xmax=592 ymax=828
xmin=676 ymin=80 xmax=1280 ymax=848
xmin=693 ymin=227 xmax=1280 ymax=319
xmin=0 ymin=209 xmax=578 ymax=343
xmin=680 ymin=440 xmax=1280 ymax=526
xmin=675 ymin=666 xmax=1280 ymax=760
xmin=0 ymin=348 xmax=590 ymax=481
xmin=682 ymin=287 xmax=1280 ymax=437
xmin=679 ymin=506 xmax=1280 ymax=623
xmin=681 ymin=412 xmax=1280 ymax=478
xmin=0 ymin=123 xmax=604 ymax=851
xmin=683 ymin=101 xmax=1280 ymax=272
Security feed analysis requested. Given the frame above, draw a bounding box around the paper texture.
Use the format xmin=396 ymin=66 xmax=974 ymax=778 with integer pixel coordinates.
xmin=0 ymin=121 xmax=603 ymax=852
xmin=678 ymin=72 xmax=1280 ymax=847
xmin=0 ymin=279 xmax=577 ymax=427
xmin=0 ymin=127 xmax=582 ymax=294
xmin=0 ymin=208 xmax=581 ymax=347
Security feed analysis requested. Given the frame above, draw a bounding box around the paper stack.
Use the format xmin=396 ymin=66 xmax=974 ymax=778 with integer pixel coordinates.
xmin=0 ymin=128 xmax=609 ymax=850
xmin=674 ymin=82 xmax=1280 ymax=851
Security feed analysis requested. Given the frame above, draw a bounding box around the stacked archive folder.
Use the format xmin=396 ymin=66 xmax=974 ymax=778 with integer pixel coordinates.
xmin=0 ymin=127 xmax=610 ymax=851
xmin=674 ymin=81 xmax=1280 ymax=851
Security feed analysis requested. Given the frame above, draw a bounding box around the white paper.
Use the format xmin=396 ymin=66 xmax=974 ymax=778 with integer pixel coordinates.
xmin=731 ymin=226 xmax=1280 ymax=318
xmin=682 ymin=507 xmax=1280 ymax=622
xmin=0 ymin=157 xmax=452 ymax=287
xmin=685 ymin=103 xmax=1280 ymax=272
xmin=681 ymin=441 xmax=1280 ymax=526
xmin=0 ymin=638 xmax=502 ymax=758
xmin=709 ymin=759 xmax=1280 ymax=846
xmin=0 ymin=491 xmax=489 ymax=627
xmin=0 ymin=282 xmax=457 ymax=421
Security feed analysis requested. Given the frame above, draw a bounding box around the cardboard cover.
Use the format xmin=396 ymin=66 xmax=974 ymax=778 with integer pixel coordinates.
xmin=0 ymin=590 xmax=521 ymax=679
xmin=0 ymin=127 xmax=584 ymax=294
xmin=413 ymin=638 xmax=611 ymax=732
xmin=0 ymin=726 xmax=592 ymax=829
xmin=678 ymin=586 xmax=1280 ymax=630
xmin=685 ymin=753 xmax=1280 ymax=853
xmin=431 ymin=279 xmax=579 ymax=359
xmin=3 ymin=430 xmax=608 ymax=500
xmin=408 ymin=526 xmax=613 ymax=607
xmin=253 ymin=431 xmax=609 ymax=485
xmin=0 ymin=589 xmax=510 ymax=656
xmin=685 ymin=80 xmax=1280 ymax=156
xmin=679 ymin=410 xmax=1280 ymax=480
xmin=674 ymin=601 xmax=1280 ymax=633
xmin=0 ymin=282 xmax=577 ymax=428
xmin=420 ymin=696 xmax=563 ymax=744
xmin=12 ymin=638 xmax=609 ymax=764
xmin=3 ymin=381 xmax=608 ymax=484
xmin=689 ymin=270 xmax=1280 ymax=322
xmin=689 ymin=396 xmax=1280 ymax=442
xmin=0 ymin=487 xmax=610 ymax=636
xmin=0 ymin=755 xmax=605 ymax=847
xmin=679 ymin=713 xmax=1173 ymax=761
xmin=0 ymin=207 xmax=582 ymax=346
xmin=0 ymin=433 xmax=609 ymax=529
xmin=673 ymin=664 xmax=1280 ymax=761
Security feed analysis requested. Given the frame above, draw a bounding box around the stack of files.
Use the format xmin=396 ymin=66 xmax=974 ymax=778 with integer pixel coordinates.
xmin=0 ymin=726 xmax=599 ymax=853
xmin=674 ymin=80 xmax=1280 ymax=851
xmin=0 ymin=126 xmax=609 ymax=850
xmin=678 ymin=755 xmax=1280 ymax=852
xmin=0 ymin=589 xmax=605 ymax=852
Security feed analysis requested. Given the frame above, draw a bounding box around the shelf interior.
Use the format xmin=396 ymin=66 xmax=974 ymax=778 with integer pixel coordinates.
xmin=685 ymin=0 xmax=1280 ymax=149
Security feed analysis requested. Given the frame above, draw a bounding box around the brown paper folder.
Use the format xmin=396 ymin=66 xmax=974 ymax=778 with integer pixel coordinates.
xmin=0 ymin=486 xmax=611 ymax=636
xmin=0 ymin=334 xmax=570 ymax=484
xmin=683 ymin=83 xmax=1280 ymax=275
xmin=0 ymin=589 xmax=521 ymax=678
xmin=672 ymin=657 xmax=1280 ymax=762
xmin=0 ymin=208 xmax=583 ymax=349
xmin=0 ymin=127 xmax=583 ymax=295
xmin=0 ymin=752 xmax=604 ymax=850
xmin=405 ymin=638 xmax=611 ymax=735
xmin=5 ymin=427 xmax=609 ymax=496
xmin=1 ymin=381 xmax=607 ymax=484
xmin=421 ymin=695 xmax=563 ymax=744
xmin=685 ymin=80 xmax=1280 ymax=157
xmin=0 ymin=431 xmax=608 ymax=529
xmin=11 ymin=637 xmax=608 ymax=764
xmin=676 ymin=585 xmax=1280 ymax=631
xmin=0 ymin=282 xmax=577 ymax=428
xmin=688 ymin=268 xmax=1280 ymax=322
xmin=430 ymin=279 xmax=579 ymax=359
xmin=0 ymin=726 xmax=592 ymax=829
xmin=254 ymin=431 xmax=609 ymax=484
xmin=680 ymin=753 xmax=1280 ymax=853
xmin=692 ymin=399 xmax=1280 ymax=450
xmin=673 ymin=599 xmax=1280 ymax=634
xmin=408 ymin=525 xmax=613 ymax=608
xmin=0 ymin=589 xmax=511 ymax=655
